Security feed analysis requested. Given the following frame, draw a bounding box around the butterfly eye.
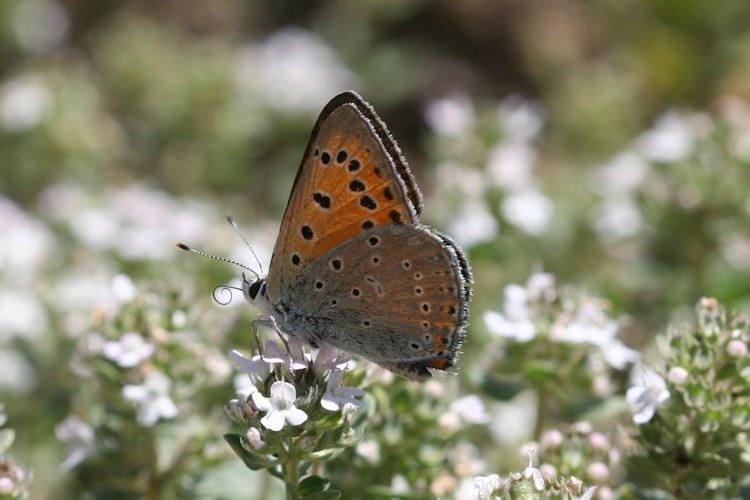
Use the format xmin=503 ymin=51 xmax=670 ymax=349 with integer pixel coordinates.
xmin=247 ymin=280 xmax=262 ymax=300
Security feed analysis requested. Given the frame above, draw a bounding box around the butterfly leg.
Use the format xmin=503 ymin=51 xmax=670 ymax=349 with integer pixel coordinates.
xmin=265 ymin=315 xmax=294 ymax=360
xmin=251 ymin=318 xmax=273 ymax=358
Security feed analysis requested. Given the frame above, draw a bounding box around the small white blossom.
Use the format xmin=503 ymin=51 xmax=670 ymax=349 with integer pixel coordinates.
xmin=586 ymin=462 xmax=609 ymax=482
xmin=122 ymin=371 xmax=178 ymax=427
xmin=356 ymin=439 xmax=380 ymax=463
xmin=245 ymin=427 xmax=266 ymax=450
xmin=636 ymin=111 xmax=695 ymax=162
xmin=501 ymin=189 xmax=554 ymax=236
xmin=229 ymin=349 xmax=271 ymax=381
xmin=473 ymin=474 xmax=502 ymax=500
xmin=103 ymin=332 xmax=154 ymax=368
xmin=321 ymin=369 xmax=365 ymax=412
xmin=262 ymin=339 xmax=308 ymax=372
xmin=626 ymin=365 xmax=670 ymax=424
xmin=55 ymin=415 xmax=96 ymax=471
xmin=425 ymin=94 xmax=474 ymax=136
xmin=251 ymin=381 xmax=307 ymax=431
xmin=526 ymin=272 xmax=556 ymax=303
xmin=484 ymin=283 xmax=536 ymax=342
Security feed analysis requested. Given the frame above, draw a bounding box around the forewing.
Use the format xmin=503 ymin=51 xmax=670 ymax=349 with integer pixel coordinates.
xmin=266 ymin=92 xmax=423 ymax=302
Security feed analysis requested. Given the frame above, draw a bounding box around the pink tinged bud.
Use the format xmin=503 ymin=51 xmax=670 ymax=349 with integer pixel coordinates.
xmin=586 ymin=462 xmax=609 ymax=482
xmin=541 ymin=429 xmax=564 ymax=449
xmin=588 ymin=432 xmax=608 ymax=451
xmin=0 ymin=478 xmax=14 ymax=495
xmin=539 ymin=463 xmax=557 ymax=480
xmin=727 ymin=340 xmax=748 ymax=358
xmin=667 ymin=366 xmax=689 ymax=385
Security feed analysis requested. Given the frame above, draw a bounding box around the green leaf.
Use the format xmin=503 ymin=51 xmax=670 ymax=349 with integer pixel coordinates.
xmin=481 ymin=375 xmax=523 ymax=401
xmin=522 ymin=361 xmax=559 ymax=382
xmin=223 ymin=433 xmax=276 ymax=470
xmin=298 ymin=475 xmax=330 ymax=496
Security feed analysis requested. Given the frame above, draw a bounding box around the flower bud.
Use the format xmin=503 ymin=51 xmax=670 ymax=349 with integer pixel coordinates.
xmin=667 ymin=366 xmax=689 ymax=385
xmin=541 ymin=429 xmax=564 ymax=449
xmin=727 ymin=340 xmax=748 ymax=358
xmin=586 ymin=462 xmax=609 ymax=482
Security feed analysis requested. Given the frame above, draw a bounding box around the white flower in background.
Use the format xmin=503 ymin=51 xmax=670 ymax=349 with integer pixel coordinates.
xmin=727 ymin=339 xmax=748 ymax=358
xmin=233 ymin=373 xmax=258 ymax=399
xmin=103 ymin=332 xmax=154 ymax=368
xmin=636 ymin=111 xmax=695 ymax=162
xmin=591 ymin=151 xmax=650 ymax=196
xmin=667 ymin=366 xmax=689 ymax=385
xmin=111 ymin=273 xmax=136 ymax=303
xmin=473 ymin=474 xmax=502 ymax=500
xmin=122 ymin=371 xmax=178 ymax=427
xmin=626 ymin=365 xmax=670 ymax=424
xmin=425 ymin=94 xmax=475 ymax=136
xmin=498 ymin=96 xmax=544 ymax=143
xmin=321 ymin=368 xmax=365 ymax=411
xmin=501 ymin=189 xmax=554 ymax=236
xmin=449 ymin=394 xmax=490 ymax=424
xmin=237 ymin=28 xmax=354 ymax=113
xmin=551 ymin=300 xmax=639 ymax=370
xmin=590 ymin=197 xmax=643 ymax=243
xmin=55 ymin=415 xmax=96 ymax=471
xmin=525 ymin=272 xmax=556 ymax=303
xmin=245 ymin=427 xmax=266 ymax=450
xmin=487 ymin=142 xmax=536 ymax=190
xmin=0 ymin=74 xmax=52 ymax=131
xmin=251 ymin=380 xmax=308 ymax=431
xmin=448 ymin=200 xmax=499 ymax=248
xmin=356 ymin=439 xmax=381 ymax=463
xmin=484 ymin=284 xmax=536 ymax=342
xmin=0 ymin=196 xmax=53 ymax=284
xmin=0 ymin=291 xmax=48 ymax=340
xmin=12 ymin=0 xmax=69 ymax=54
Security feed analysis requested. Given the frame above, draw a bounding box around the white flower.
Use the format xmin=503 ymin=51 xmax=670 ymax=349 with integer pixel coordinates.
xmin=501 ymin=189 xmax=554 ymax=235
xmin=487 ymin=142 xmax=536 ymax=190
xmin=626 ymin=365 xmax=670 ymax=424
xmin=590 ymin=197 xmax=642 ymax=243
xmin=473 ymin=474 xmax=502 ymax=500
xmin=448 ymin=200 xmax=499 ymax=248
xmin=636 ymin=111 xmax=695 ymax=162
xmin=356 ymin=439 xmax=381 ymax=463
xmin=484 ymin=311 xmax=535 ymax=342
xmin=55 ymin=415 xmax=96 ymax=471
xmin=498 ymin=96 xmax=544 ymax=143
xmin=262 ymin=339 xmax=308 ymax=372
xmin=321 ymin=369 xmax=365 ymax=412
xmin=425 ymin=94 xmax=475 ymax=136
xmin=311 ymin=342 xmax=348 ymax=376
xmin=122 ymin=371 xmax=178 ymax=427
xmin=237 ymin=28 xmax=354 ymax=113
xmin=449 ymin=394 xmax=490 ymax=424
xmin=103 ymin=332 xmax=154 ymax=368
xmin=0 ymin=74 xmax=52 ymax=131
xmin=229 ymin=349 xmax=271 ymax=381
xmin=245 ymin=427 xmax=266 ymax=450
xmin=525 ymin=272 xmax=556 ymax=303
xmin=251 ymin=381 xmax=308 ymax=431
xmin=591 ymin=151 xmax=649 ymax=196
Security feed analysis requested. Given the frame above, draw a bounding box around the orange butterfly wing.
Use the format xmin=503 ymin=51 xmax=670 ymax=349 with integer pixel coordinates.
xmin=266 ymin=92 xmax=423 ymax=302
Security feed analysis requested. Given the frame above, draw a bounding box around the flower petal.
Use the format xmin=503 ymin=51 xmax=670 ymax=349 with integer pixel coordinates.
xmin=251 ymin=392 xmax=272 ymax=411
xmin=270 ymin=380 xmax=296 ymax=402
xmin=261 ymin=410 xmax=285 ymax=431
xmin=284 ymin=408 xmax=308 ymax=426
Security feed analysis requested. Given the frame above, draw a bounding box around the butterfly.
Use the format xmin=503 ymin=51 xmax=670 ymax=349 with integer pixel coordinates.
xmin=185 ymin=92 xmax=472 ymax=380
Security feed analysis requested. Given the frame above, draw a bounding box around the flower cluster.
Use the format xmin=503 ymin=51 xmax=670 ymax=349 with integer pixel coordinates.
xmin=624 ymin=298 xmax=750 ymax=498
xmin=474 ymin=452 xmax=597 ymax=500
xmin=225 ymin=339 xmax=366 ymax=499
xmin=481 ymin=272 xmax=638 ymax=435
xmin=535 ymin=423 xmax=623 ymax=499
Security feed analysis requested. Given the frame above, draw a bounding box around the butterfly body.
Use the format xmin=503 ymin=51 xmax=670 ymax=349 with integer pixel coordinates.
xmin=243 ymin=92 xmax=472 ymax=380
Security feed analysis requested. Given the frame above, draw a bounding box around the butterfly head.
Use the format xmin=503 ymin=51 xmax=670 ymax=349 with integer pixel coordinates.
xmin=241 ymin=273 xmax=267 ymax=304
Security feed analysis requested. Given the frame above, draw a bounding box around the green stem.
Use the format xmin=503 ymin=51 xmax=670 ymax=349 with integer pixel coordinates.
xmin=285 ymin=439 xmax=300 ymax=500
xmin=533 ymin=385 xmax=547 ymax=440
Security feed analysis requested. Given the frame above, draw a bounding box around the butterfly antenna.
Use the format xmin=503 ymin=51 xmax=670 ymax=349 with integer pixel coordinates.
xmin=176 ymin=243 xmax=260 ymax=280
xmin=226 ymin=214 xmax=264 ymax=275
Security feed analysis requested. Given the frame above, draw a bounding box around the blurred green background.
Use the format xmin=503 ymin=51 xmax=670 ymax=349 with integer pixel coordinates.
xmin=1 ymin=0 xmax=750 ymax=498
